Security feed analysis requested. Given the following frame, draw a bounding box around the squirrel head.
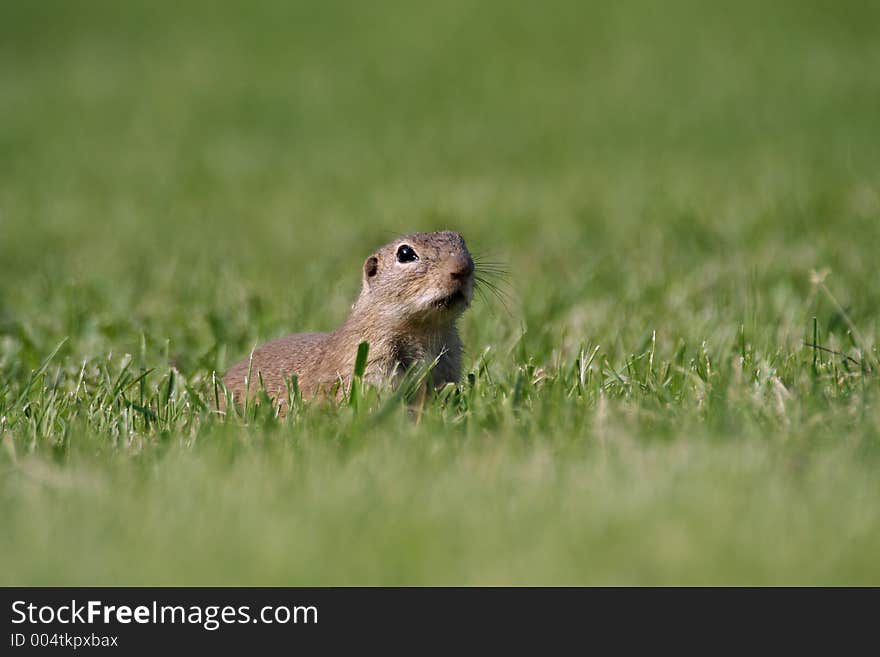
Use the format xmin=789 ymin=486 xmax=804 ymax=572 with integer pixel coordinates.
xmin=359 ymin=230 xmax=474 ymax=328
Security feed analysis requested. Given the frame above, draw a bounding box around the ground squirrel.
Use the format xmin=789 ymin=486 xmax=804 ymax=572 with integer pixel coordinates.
xmin=223 ymin=231 xmax=475 ymax=410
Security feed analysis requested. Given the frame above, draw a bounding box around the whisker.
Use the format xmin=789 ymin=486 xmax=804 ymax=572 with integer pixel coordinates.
xmin=474 ymin=275 xmax=513 ymax=315
xmin=478 ymin=285 xmax=511 ymax=307
xmin=474 ymin=264 xmax=511 ymax=278
xmin=474 ymin=262 xmax=510 ymax=273
xmin=471 ymin=249 xmax=506 ymax=262
xmin=475 ymin=274 xmax=513 ymax=296
xmin=473 ymin=284 xmax=496 ymax=317
xmin=470 ymin=248 xmax=513 ymax=315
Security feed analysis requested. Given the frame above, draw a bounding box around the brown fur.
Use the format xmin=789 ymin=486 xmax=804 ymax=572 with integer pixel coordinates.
xmin=222 ymin=231 xmax=474 ymax=411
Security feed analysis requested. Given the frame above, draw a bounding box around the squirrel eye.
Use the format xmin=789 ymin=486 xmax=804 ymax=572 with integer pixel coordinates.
xmin=396 ymin=244 xmax=419 ymax=263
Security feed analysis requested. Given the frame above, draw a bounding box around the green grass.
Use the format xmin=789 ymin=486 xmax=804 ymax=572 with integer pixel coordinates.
xmin=2 ymin=0 xmax=880 ymax=585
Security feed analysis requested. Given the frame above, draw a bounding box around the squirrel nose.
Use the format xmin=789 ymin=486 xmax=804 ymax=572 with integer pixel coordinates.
xmin=450 ymin=260 xmax=474 ymax=281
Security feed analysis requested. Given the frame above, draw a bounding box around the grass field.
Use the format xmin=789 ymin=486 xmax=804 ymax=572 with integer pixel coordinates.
xmin=2 ymin=0 xmax=879 ymax=585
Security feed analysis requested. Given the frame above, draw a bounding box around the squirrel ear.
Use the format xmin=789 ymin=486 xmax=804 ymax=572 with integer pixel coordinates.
xmin=364 ymin=256 xmax=379 ymax=279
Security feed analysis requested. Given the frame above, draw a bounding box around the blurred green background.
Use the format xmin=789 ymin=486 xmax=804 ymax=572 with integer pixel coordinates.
xmin=1 ymin=0 xmax=878 ymax=584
